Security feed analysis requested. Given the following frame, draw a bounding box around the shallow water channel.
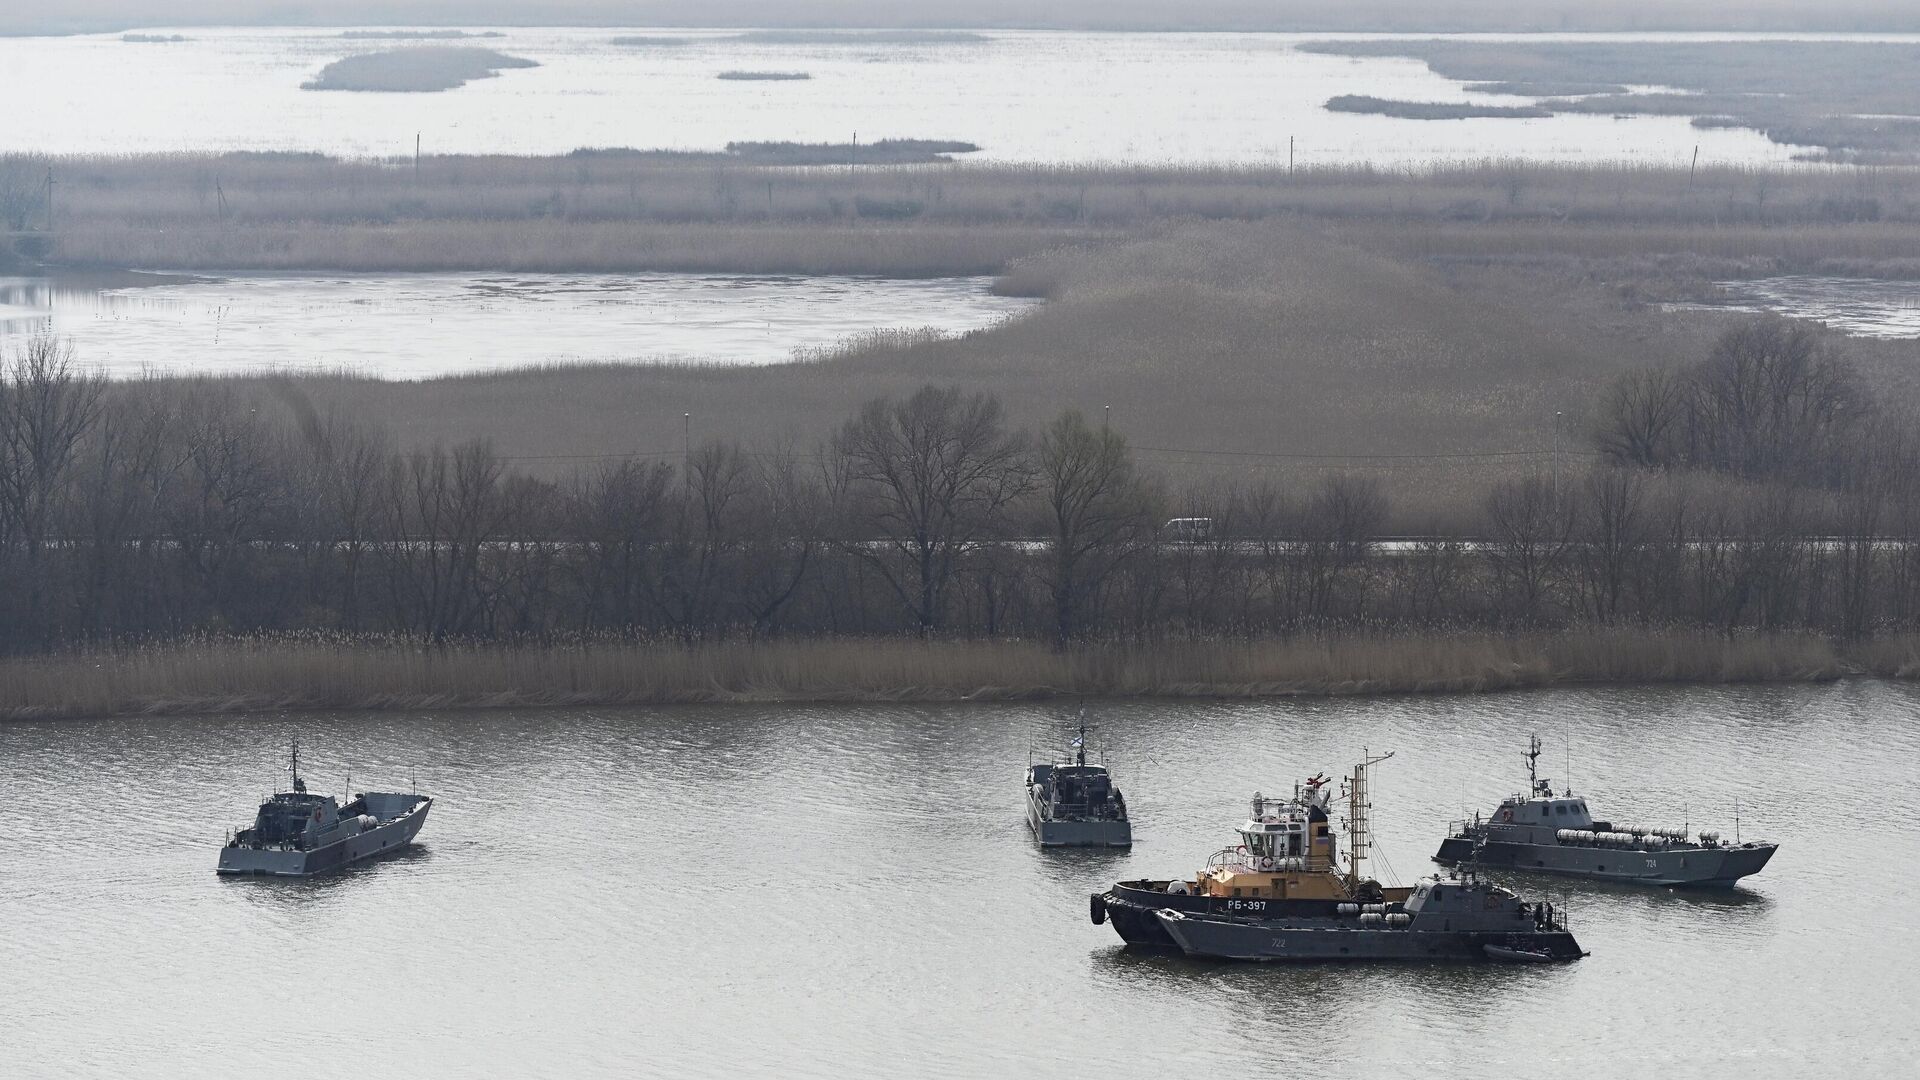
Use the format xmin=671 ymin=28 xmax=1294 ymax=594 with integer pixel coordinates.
xmin=3 ymin=680 xmax=1914 ymax=1076
xmin=1700 ymin=276 xmax=1920 ymax=339
xmin=0 ymin=272 xmax=1034 ymax=377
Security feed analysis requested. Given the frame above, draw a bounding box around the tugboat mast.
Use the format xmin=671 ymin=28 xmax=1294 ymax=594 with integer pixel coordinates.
xmin=1345 ymin=748 xmax=1394 ymax=888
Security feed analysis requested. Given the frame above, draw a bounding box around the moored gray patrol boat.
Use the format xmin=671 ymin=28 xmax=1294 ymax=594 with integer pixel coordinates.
xmin=218 ymin=741 xmax=432 ymax=877
xmin=1433 ymin=735 xmax=1776 ymax=888
xmin=1027 ymin=716 xmax=1131 ymax=847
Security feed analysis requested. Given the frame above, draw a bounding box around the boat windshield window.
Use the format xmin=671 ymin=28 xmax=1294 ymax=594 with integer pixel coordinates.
xmin=1556 ymin=804 xmax=1568 ymax=815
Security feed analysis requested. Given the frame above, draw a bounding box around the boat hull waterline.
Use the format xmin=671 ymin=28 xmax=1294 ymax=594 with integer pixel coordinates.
xmin=219 ymin=793 xmax=432 ymax=877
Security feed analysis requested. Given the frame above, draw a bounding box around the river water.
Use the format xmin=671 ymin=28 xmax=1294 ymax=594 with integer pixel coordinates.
xmin=3 ymin=679 xmax=1913 ymax=1077
xmin=0 ymin=27 xmax=1844 ymax=164
xmin=0 ymin=272 xmax=1033 ymax=377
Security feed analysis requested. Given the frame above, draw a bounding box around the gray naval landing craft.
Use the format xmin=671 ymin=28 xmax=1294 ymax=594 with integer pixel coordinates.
xmin=1434 ymin=735 xmax=1776 ymax=888
xmin=1026 ymin=718 xmax=1131 ymax=847
xmin=218 ymin=741 xmax=432 ymax=877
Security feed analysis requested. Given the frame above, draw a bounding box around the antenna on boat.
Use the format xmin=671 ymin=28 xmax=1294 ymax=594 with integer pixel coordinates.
xmin=1526 ymin=733 xmax=1541 ymax=790
xmin=1565 ymin=738 xmax=1573 ymax=797
xmin=1073 ymin=707 xmax=1089 ymax=768
xmin=290 ymin=737 xmax=305 ymax=794
xmin=1345 ymin=748 xmax=1394 ymax=889
xmin=1734 ymin=797 xmax=1741 ymax=844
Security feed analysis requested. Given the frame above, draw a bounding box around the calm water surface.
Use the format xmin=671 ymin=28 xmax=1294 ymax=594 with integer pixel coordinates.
xmin=0 ymin=28 xmax=1845 ymax=164
xmin=4 ymin=680 xmax=1916 ymax=1076
xmin=0 ymin=272 xmax=1033 ymax=377
xmin=1689 ymin=276 xmax=1920 ymax=339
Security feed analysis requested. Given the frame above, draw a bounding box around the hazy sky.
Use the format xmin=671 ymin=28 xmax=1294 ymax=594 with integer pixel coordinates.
xmin=10 ymin=1 xmax=1920 ymax=35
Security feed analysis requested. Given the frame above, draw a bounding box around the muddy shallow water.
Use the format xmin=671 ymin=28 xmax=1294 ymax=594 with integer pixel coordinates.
xmin=0 ymin=271 xmax=1035 ymax=377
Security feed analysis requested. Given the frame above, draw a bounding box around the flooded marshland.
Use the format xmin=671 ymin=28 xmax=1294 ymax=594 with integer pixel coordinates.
xmin=0 ymin=272 xmax=1034 ymax=377
xmin=3 ymin=680 xmax=1913 ymax=1077
xmin=0 ymin=27 xmax=1824 ymax=164
xmin=1689 ymin=275 xmax=1920 ymax=338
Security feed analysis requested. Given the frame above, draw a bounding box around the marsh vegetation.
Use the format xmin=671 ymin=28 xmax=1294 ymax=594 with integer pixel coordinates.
xmin=300 ymin=47 xmax=539 ymax=92
xmin=716 ymin=71 xmax=812 ymax=81
xmin=1306 ymin=40 xmax=1920 ymax=162
xmin=1326 ymin=95 xmax=1551 ymax=120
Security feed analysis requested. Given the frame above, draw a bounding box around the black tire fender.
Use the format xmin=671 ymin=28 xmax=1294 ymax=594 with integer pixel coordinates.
xmin=1090 ymin=892 xmax=1108 ymax=925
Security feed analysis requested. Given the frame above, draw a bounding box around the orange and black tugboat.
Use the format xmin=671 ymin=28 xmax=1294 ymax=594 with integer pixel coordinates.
xmin=1093 ymin=751 xmax=1584 ymax=963
xmin=1092 ymin=754 xmax=1413 ymax=949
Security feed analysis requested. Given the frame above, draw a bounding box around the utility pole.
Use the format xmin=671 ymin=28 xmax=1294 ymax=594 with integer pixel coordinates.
xmin=1289 ymin=136 xmax=1295 ymax=173
xmin=1552 ymin=410 xmax=1564 ymax=490
xmin=1103 ymin=404 xmax=1110 ymax=432
xmin=1688 ymin=145 xmax=1699 ymax=191
xmin=44 ymin=166 xmax=54 ymax=232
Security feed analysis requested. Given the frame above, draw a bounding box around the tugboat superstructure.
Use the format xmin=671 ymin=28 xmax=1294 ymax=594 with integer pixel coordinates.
xmin=218 ymin=740 xmax=432 ymax=877
xmin=1027 ymin=716 xmax=1131 ymax=847
xmin=1433 ymin=735 xmax=1777 ymax=888
xmin=1094 ymin=754 xmax=1413 ymax=947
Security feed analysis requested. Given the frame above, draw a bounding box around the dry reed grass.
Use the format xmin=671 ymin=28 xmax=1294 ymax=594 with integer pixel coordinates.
xmin=1845 ymin=635 xmax=1920 ymax=679
xmin=30 ymin=154 xmax=1920 ymax=277
xmin=0 ymin=629 xmax=1853 ymax=722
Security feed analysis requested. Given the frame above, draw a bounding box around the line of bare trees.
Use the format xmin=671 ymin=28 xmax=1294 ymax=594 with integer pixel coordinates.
xmin=4 ymin=318 xmax=1920 ymax=654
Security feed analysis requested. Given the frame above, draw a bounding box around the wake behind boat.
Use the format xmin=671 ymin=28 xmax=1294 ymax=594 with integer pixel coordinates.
xmin=218 ymin=740 xmax=432 ymax=877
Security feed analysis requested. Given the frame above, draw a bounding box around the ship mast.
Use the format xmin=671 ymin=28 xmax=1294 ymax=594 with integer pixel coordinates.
xmin=1345 ymin=748 xmax=1394 ymax=888
xmin=1526 ymin=733 xmax=1541 ymax=792
xmin=290 ymin=737 xmax=306 ymax=794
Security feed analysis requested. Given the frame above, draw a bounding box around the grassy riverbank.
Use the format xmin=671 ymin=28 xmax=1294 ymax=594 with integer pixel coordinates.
xmin=0 ymin=630 xmax=1863 ymax=721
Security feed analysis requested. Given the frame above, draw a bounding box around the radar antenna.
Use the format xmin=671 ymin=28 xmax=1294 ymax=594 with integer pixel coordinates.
xmin=289 ymin=737 xmax=306 ymax=794
xmin=1527 ymin=733 xmax=1541 ymax=789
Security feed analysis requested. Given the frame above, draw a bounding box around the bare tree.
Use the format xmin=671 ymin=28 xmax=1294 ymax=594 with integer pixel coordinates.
xmin=566 ymin=458 xmax=674 ymax=632
xmin=1684 ymin=317 xmax=1863 ymax=481
xmin=1595 ymin=365 xmax=1685 ymax=468
xmin=1483 ymin=473 xmax=1575 ymax=624
xmin=1035 ymin=409 xmax=1159 ymax=648
xmin=1572 ymin=466 xmax=1648 ymax=623
xmin=0 ymin=336 xmax=104 ymax=643
xmin=831 ymin=385 xmax=1032 ymax=638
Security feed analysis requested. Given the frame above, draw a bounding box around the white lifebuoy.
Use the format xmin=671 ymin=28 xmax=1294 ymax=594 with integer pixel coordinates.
xmin=1258 ymin=856 xmax=1276 ymax=870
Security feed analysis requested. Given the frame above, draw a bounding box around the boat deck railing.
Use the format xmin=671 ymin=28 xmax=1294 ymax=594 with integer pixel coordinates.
xmin=1206 ymin=847 xmax=1333 ymax=874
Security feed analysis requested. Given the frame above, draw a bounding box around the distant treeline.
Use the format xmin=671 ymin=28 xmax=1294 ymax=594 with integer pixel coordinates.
xmin=0 ymin=317 xmax=1917 ymax=655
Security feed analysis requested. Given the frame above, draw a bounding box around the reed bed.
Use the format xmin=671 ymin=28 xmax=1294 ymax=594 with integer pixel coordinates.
xmin=18 ymin=152 xmax=1920 ymax=278
xmin=0 ymin=630 xmax=1854 ymax=722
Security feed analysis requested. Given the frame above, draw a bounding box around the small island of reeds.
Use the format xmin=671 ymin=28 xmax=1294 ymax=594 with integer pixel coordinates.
xmin=717 ymin=70 xmax=812 ymax=81
xmin=1325 ymin=95 xmax=1552 ymax=119
xmin=302 ymin=47 xmax=538 ymax=93
xmin=609 ymin=35 xmax=699 ymax=46
xmin=122 ymin=33 xmax=189 ymax=43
